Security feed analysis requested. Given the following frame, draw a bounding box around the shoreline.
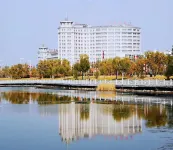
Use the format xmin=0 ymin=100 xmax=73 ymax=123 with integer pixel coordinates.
xmin=1 ymin=84 xmax=173 ymax=96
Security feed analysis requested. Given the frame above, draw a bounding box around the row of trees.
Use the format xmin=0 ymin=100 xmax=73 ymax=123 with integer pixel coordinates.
xmin=91 ymin=51 xmax=173 ymax=79
xmin=37 ymin=59 xmax=71 ymax=78
xmin=0 ymin=59 xmax=71 ymax=79
xmin=0 ymin=51 xmax=173 ymax=79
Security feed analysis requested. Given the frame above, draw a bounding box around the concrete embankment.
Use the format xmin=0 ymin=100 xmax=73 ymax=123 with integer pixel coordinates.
xmin=0 ymin=80 xmax=173 ymax=93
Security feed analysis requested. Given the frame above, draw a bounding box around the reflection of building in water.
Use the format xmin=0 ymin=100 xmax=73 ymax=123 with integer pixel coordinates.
xmin=39 ymin=105 xmax=59 ymax=117
xmin=58 ymin=103 xmax=142 ymax=144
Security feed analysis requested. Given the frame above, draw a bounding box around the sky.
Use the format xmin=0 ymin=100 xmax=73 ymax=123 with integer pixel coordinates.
xmin=0 ymin=0 xmax=173 ymax=66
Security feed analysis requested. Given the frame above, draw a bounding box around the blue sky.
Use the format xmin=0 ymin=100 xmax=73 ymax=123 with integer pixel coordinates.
xmin=0 ymin=0 xmax=173 ymax=65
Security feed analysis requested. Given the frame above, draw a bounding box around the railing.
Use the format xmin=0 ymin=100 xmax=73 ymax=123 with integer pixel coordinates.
xmin=0 ymin=79 xmax=173 ymax=87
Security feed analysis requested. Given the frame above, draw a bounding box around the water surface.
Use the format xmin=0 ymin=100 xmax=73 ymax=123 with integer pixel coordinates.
xmin=0 ymin=87 xmax=173 ymax=150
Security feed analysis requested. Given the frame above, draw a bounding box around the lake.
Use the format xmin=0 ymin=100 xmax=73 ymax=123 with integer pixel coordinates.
xmin=0 ymin=87 xmax=173 ymax=150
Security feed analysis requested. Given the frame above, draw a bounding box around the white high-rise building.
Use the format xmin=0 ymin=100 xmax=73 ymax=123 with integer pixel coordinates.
xmin=58 ymin=20 xmax=141 ymax=64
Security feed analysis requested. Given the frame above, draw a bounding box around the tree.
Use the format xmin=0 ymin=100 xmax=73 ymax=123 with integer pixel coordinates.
xmin=60 ymin=59 xmax=71 ymax=78
xmin=22 ymin=64 xmax=30 ymax=78
xmin=128 ymin=61 xmax=136 ymax=76
xmin=112 ymin=57 xmax=121 ymax=79
xmin=119 ymin=58 xmax=131 ymax=78
xmin=99 ymin=60 xmax=108 ymax=75
xmin=9 ymin=64 xmax=29 ymax=79
xmin=135 ymin=58 xmax=146 ymax=78
xmin=37 ymin=59 xmax=68 ymax=78
xmin=73 ymin=62 xmax=80 ymax=80
xmin=52 ymin=59 xmax=61 ymax=78
xmin=0 ymin=66 xmax=10 ymax=78
xmin=145 ymin=51 xmax=168 ymax=76
xmin=79 ymin=54 xmax=90 ymax=79
xmin=94 ymin=71 xmax=100 ymax=79
xmin=37 ymin=60 xmax=49 ymax=78
xmin=99 ymin=59 xmax=114 ymax=76
xmin=30 ymin=67 xmax=39 ymax=78
xmin=165 ymin=56 xmax=173 ymax=79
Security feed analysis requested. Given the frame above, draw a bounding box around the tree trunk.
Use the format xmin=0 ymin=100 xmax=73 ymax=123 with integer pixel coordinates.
xmin=122 ymin=72 xmax=124 ymax=80
xmin=82 ymin=72 xmax=84 ymax=80
xmin=116 ymin=71 xmax=118 ymax=79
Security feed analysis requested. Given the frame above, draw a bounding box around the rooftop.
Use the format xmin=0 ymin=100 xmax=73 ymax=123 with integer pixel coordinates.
xmin=60 ymin=20 xmax=140 ymax=29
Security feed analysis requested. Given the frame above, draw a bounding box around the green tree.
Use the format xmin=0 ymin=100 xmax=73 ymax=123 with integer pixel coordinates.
xmin=79 ymin=54 xmax=90 ymax=79
xmin=94 ymin=70 xmax=100 ymax=79
xmin=73 ymin=62 xmax=80 ymax=80
xmin=165 ymin=56 xmax=173 ymax=79
xmin=37 ymin=59 xmax=69 ymax=78
xmin=60 ymin=59 xmax=71 ymax=78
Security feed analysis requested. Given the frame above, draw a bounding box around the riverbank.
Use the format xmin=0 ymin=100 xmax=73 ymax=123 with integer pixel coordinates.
xmin=0 ymin=79 xmax=173 ymax=93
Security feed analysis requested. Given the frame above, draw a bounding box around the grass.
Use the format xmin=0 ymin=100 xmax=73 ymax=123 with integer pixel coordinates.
xmin=0 ymin=75 xmax=172 ymax=81
xmin=0 ymin=78 xmax=11 ymax=80
xmin=96 ymin=83 xmax=116 ymax=91
xmin=144 ymin=75 xmax=167 ymax=80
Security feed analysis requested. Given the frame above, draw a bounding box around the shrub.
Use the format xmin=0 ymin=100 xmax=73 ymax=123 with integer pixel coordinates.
xmin=97 ymin=83 xmax=116 ymax=91
xmin=94 ymin=71 xmax=100 ymax=79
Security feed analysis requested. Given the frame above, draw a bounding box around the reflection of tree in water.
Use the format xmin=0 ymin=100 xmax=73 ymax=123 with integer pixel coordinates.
xmin=1 ymin=91 xmax=170 ymax=128
xmin=111 ymin=104 xmax=168 ymax=127
xmin=37 ymin=93 xmax=71 ymax=105
xmin=98 ymin=91 xmax=116 ymax=99
xmin=143 ymin=106 xmax=167 ymax=128
xmin=1 ymin=92 xmax=71 ymax=105
xmin=80 ymin=104 xmax=90 ymax=121
xmin=112 ymin=105 xmax=132 ymax=122
xmin=166 ymin=105 xmax=173 ymax=128
xmin=2 ymin=92 xmax=33 ymax=104
xmin=136 ymin=105 xmax=145 ymax=119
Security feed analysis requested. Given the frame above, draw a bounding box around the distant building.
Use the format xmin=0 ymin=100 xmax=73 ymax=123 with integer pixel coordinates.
xmin=38 ymin=45 xmax=58 ymax=61
xmin=58 ymin=19 xmax=142 ymax=64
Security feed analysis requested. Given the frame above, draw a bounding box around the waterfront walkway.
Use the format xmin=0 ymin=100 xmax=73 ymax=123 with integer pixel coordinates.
xmin=0 ymin=79 xmax=173 ymax=91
